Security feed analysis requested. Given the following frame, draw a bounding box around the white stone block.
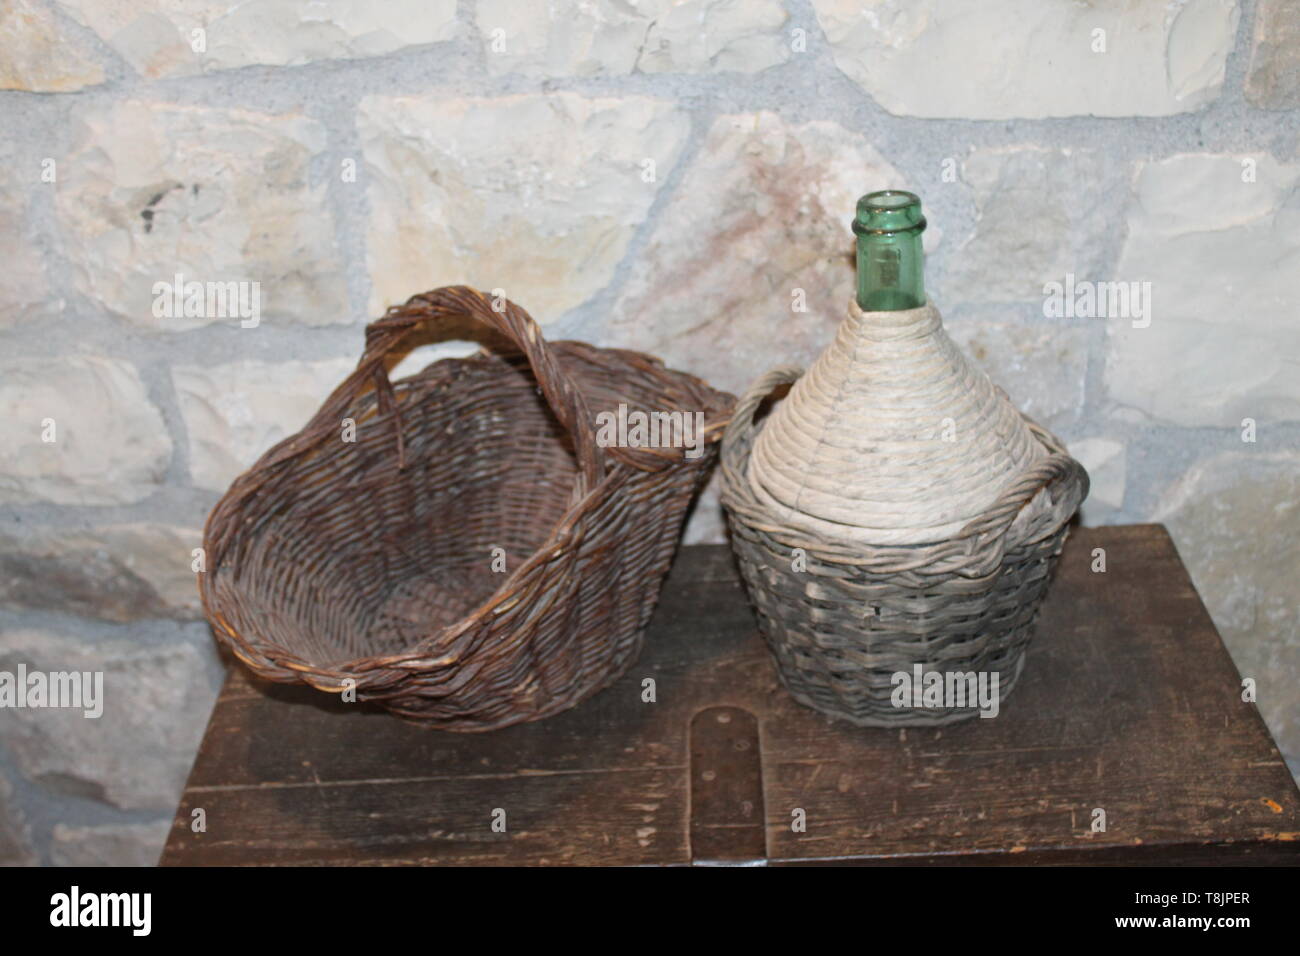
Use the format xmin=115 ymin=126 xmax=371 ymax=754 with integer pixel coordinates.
xmin=57 ymin=101 xmax=346 ymax=330
xmin=361 ymin=92 xmax=689 ymax=320
xmin=0 ymin=0 xmax=105 ymax=91
xmin=476 ymin=0 xmax=790 ymax=76
xmin=172 ymin=358 xmax=354 ymax=492
xmin=56 ymin=0 xmax=458 ymax=77
xmin=0 ymin=357 xmax=171 ymax=506
xmin=1107 ymin=153 xmax=1300 ymax=427
xmin=811 ymin=0 xmax=1239 ymax=118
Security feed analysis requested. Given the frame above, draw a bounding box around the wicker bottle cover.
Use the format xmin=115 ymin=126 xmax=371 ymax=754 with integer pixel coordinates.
xmin=744 ymin=296 xmax=1049 ymax=545
xmin=724 ymin=191 xmax=1088 ymax=726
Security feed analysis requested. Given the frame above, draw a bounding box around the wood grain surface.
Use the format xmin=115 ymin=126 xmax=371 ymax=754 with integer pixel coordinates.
xmin=162 ymin=525 xmax=1300 ymax=866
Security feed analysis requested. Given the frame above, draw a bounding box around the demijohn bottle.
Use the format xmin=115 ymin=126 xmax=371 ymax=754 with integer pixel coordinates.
xmin=745 ymin=190 xmax=1047 ymax=545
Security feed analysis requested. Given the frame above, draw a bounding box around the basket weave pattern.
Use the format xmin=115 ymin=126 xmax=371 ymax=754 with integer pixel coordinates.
xmin=202 ymin=286 xmax=733 ymax=731
xmin=721 ymin=366 xmax=1089 ymax=726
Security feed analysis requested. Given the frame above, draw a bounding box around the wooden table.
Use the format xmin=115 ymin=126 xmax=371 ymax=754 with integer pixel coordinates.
xmin=162 ymin=525 xmax=1300 ymax=866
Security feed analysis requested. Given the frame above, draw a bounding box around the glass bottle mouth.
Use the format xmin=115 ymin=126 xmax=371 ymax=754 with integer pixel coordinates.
xmin=853 ymin=190 xmax=926 ymax=236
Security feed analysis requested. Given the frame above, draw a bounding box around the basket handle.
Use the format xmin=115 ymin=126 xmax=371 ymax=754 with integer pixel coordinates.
xmin=307 ymin=286 xmax=606 ymax=491
xmin=721 ymin=366 xmax=804 ymax=466
xmin=723 ymin=366 xmax=806 ymax=440
xmin=951 ymin=422 xmax=1089 ymax=545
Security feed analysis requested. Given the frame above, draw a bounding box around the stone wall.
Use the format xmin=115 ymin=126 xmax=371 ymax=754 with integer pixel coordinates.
xmin=1 ymin=0 xmax=1297 ymax=866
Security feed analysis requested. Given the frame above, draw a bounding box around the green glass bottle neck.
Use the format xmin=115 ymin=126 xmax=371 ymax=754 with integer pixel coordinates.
xmin=853 ymin=191 xmax=927 ymax=312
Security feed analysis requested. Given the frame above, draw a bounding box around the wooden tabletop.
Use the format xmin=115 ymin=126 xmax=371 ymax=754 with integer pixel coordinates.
xmin=162 ymin=524 xmax=1300 ymax=866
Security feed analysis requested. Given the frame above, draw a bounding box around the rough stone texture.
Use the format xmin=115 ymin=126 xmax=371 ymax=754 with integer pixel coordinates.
xmin=0 ymin=0 xmax=105 ymax=91
xmin=0 ymin=624 xmax=224 ymax=812
xmin=942 ymin=308 xmax=1087 ymax=432
xmin=0 ymin=357 xmax=171 ymax=506
xmin=683 ymin=479 xmax=726 ymax=546
xmin=1244 ymin=0 xmax=1300 ymax=108
xmin=0 ymin=147 xmax=57 ymax=329
xmin=0 ymin=524 xmax=202 ymax=622
xmin=1068 ymin=437 xmax=1126 ymax=519
xmin=56 ymin=0 xmax=458 ymax=77
xmin=0 ymin=775 xmax=37 ymax=866
xmin=387 ymin=341 xmax=482 ymax=382
xmin=1107 ymin=153 xmax=1300 ymax=428
xmin=476 ymin=0 xmax=790 ymax=76
xmin=943 ymin=146 xmax=1113 ymax=304
xmin=51 ymin=820 xmax=170 ymax=866
xmin=362 ymin=92 xmax=689 ymax=320
xmin=172 ymin=358 xmax=354 ymax=492
xmin=1153 ymin=452 xmax=1300 ymax=776
xmin=57 ymin=101 xmax=346 ymax=330
xmin=811 ymin=0 xmax=1240 ymax=118
xmin=607 ymin=111 xmax=903 ymax=397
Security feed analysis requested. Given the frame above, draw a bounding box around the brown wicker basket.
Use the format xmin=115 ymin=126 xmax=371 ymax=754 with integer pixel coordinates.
xmin=201 ymin=286 xmax=733 ymax=731
xmin=720 ymin=367 xmax=1089 ymax=727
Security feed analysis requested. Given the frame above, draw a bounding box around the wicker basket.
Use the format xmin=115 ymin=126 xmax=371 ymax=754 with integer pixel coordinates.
xmin=720 ymin=367 xmax=1089 ymax=727
xmin=201 ymin=286 xmax=733 ymax=731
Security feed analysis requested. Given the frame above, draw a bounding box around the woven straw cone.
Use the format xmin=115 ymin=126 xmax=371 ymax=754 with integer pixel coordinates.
xmin=746 ymin=299 xmax=1047 ymax=546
